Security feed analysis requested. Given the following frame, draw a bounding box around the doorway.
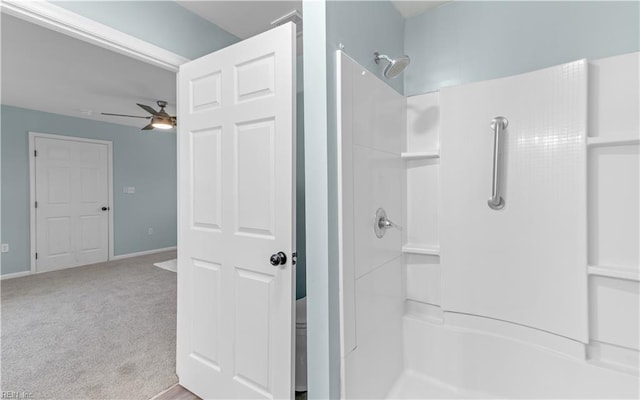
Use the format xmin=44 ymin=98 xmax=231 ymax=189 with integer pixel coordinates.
xmin=29 ymin=133 xmax=113 ymax=272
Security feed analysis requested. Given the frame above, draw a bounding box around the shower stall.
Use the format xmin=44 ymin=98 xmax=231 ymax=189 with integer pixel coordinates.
xmin=337 ymin=50 xmax=639 ymax=398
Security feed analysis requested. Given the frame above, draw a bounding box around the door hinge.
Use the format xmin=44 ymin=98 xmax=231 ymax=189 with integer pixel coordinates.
xmin=34 ymin=149 xmax=38 ymax=157
xmin=35 ymin=201 xmax=38 ymax=208
xmin=35 ymin=252 xmax=38 ymax=260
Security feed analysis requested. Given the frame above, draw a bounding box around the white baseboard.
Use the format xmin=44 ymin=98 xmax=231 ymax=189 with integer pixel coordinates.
xmin=1 ymin=247 xmax=177 ymax=280
xmin=110 ymin=246 xmax=177 ymax=261
xmin=1 ymin=271 xmax=32 ymax=280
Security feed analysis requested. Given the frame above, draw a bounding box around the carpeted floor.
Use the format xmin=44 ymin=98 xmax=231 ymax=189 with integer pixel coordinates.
xmin=1 ymin=251 xmax=178 ymax=400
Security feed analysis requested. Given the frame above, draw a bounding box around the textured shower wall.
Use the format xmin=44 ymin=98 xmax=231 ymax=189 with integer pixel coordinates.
xmin=403 ymin=52 xmax=640 ymax=376
xmin=304 ymin=2 xmax=405 ymax=397
xmin=338 ymin=52 xmax=405 ymax=399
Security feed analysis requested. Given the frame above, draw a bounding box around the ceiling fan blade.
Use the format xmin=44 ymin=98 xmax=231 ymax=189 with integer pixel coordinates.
xmin=141 ymin=123 xmax=154 ymax=131
xmin=137 ymin=103 xmax=159 ymax=116
xmin=101 ymin=112 xmax=150 ymax=119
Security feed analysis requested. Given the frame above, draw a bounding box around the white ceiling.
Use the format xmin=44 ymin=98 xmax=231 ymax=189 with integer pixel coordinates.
xmin=392 ymin=1 xmax=451 ymax=18
xmin=1 ymin=14 xmax=176 ymax=129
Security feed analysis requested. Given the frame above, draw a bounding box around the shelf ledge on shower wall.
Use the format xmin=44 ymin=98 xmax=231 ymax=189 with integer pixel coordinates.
xmin=587 ymin=265 xmax=640 ymax=282
xmin=586 ymin=136 xmax=640 ymax=147
xmin=401 ymin=151 xmax=440 ymax=160
xmin=402 ymin=244 xmax=440 ymax=256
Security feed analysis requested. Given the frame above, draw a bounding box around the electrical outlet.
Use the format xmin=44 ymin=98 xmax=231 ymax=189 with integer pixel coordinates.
xmin=148 ymin=228 xmax=153 ymax=235
xmin=1 ymin=244 xmax=9 ymax=253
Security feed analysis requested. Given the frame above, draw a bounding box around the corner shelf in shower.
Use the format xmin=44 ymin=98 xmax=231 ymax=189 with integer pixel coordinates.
xmin=402 ymin=243 xmax=440 ymax=256
xmin=587 ymin=265 xmax=639 ymax=282
xmin=401 ymin=151 xmax=440 ymax=160
xmin=586 ymin=136 xmax=640 ymax=147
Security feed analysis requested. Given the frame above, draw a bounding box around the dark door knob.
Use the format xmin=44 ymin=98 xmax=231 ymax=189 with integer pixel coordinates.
xmin=270 ymin=251 xmax=287 ymax=266
xmin=101 ymin=206 xmax=110 ymax=211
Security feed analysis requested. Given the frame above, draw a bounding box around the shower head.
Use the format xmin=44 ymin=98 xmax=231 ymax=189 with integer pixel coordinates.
xmin=374 ymin=51 xmax=411 ymax=79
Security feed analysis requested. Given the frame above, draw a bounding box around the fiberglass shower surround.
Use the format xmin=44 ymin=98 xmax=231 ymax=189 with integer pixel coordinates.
xmin=337 ymin=51 xmax=640 ymax=398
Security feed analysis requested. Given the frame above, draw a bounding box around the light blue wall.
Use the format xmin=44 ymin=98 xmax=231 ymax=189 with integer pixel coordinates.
xmin=303 ymin=1 xmax=405 ymax=398
xmin=405 ymin=1 xmax=640 ymax=96
xmin=328 ymin=1 xmax=406 ymax=94
xmin=6 ymin=2 xmax=308 ymax=296
xmin=52 ymin=1 xmax=239 ymax=59
xmin=1 ymin=105 xmax=177 ymax=275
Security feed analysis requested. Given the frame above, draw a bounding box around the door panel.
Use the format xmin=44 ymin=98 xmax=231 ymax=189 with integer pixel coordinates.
xmin=177 ymin=23 xmax=295 ymax=399
xmin=80 ymin=168 xmax=100 ymax=201
xmin=235 ymin=119 xmax=276 ymax=237
xmin=47 ymin=168 xmax=71 ymax=203
xmin=35 ymin=137 xmax=109 ymax=271
xmin=191 ymin=259 xmax=222 ymax=367
xmin=79 ymin=215 xmax=102 ymax=250
xmin=440 ymin=60 xmax=588 ymax=342
xmin=191 ymin=128 xmax=222 ymax=230
xmin=234 ymin=268 xmax=273 ymax=393
xmin=47 ymin=217 xmax=72 ymax=256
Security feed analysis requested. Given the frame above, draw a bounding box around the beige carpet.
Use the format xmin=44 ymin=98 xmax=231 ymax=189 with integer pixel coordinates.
xmin=1 ymin=251 xmax=178 ymax=400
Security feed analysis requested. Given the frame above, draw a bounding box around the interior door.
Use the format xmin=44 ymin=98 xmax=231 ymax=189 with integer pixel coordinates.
xmin=440 ymin=60 xmax=589 ymax=342
xmin=34 ymin=136 xmax=109 ymax=272
xmin=177 ymin=23 xmax=296 ymax=399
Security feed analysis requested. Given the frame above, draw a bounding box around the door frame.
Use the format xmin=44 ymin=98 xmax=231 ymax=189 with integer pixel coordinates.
xmin=1 ymin=1 xmax=185 ymax=274
xmin=4 ymin=3 xmax=310 ymax=394
xmin=29 ymin=132 xmax=114 ymax=273
xmin=0 ymin=1 xmax=187 ymax=72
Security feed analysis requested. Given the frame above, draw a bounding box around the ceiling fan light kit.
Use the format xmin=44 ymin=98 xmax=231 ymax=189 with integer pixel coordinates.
xmin=151 ymin=115 xmax=174 ymax=130
xmin=101 ymin=100 xmax=177 ymax=131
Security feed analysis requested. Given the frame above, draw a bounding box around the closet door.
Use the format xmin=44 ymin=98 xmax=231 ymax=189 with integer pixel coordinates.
xmin=440 ymin=60 xmax=588 ymax=342
xmin=34 ymin=136 xmax=109 ymax=272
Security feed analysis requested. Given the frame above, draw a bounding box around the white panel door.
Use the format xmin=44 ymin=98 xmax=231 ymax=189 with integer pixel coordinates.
xmin=440 ymin=60 xmax=589 ymax=342
xmin=177 ymin=23 xmax=295 ymax=399
xmin=35 ymin=136 xmax=109 ymax=272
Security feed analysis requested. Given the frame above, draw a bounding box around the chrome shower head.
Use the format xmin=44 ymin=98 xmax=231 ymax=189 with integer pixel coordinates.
xmin=374 ymin=51 xmax=411 ymax=79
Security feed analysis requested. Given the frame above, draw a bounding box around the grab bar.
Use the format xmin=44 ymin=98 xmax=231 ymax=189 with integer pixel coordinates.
xmin=488 ymin=116 xmax=508 ymax=210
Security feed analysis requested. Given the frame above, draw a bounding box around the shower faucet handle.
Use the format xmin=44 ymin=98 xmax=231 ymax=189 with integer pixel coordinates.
xmin=378 ymin=217 xmax=397 ymax=230
xmin=374 ymin=208 xmax=401 ymax=238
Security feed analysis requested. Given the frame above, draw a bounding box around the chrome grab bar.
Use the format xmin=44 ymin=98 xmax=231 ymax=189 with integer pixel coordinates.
xmin=488 ymin=116 xmax=508 ymax=210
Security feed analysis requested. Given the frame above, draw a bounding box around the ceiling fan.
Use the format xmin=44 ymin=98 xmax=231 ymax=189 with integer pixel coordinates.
xmin=101 ymin=100 xmax=176 ymax=130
